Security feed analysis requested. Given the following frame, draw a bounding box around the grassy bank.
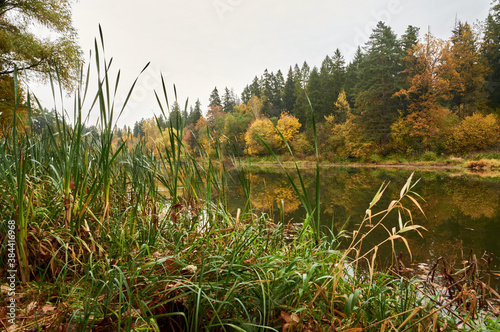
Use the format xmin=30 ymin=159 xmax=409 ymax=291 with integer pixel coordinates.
xmin=1 ymin=48 xmax=499 ymax=331
xmin=241 ymin=153 xmax=500 ymax=173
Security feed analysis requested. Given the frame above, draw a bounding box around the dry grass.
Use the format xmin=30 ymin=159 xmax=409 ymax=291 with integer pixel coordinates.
xmin=465 ymin=159 xmax=500 ymax=170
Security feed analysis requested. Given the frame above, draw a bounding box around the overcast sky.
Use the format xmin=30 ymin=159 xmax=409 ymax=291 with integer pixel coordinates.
xmin=32 ymin=0 xmax=493 ymax=127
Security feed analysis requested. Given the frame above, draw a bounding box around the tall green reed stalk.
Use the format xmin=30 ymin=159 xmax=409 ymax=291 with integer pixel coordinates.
xmin=92 ymin=27 xmax=149 ymax=230
xmin=0 ymin=68 xmax=31 ymax=281
xmin=259 ymin=93 xmax=322 ymax=244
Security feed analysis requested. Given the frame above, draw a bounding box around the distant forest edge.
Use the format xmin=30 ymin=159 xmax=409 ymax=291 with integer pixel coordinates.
xmin=15 ymin=3 xmax=500 ymax=160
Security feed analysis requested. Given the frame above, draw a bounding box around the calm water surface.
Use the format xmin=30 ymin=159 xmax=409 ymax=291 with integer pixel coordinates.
xmin=227 ymin=166 xmax=500 ymax=291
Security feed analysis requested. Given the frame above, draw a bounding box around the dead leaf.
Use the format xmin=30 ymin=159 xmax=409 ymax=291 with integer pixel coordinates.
xmin=6 ymin=324 xmax=18 ymax=332
xmin=1 ymin=285 xmax=11 ymax=294
xmin=181 ymin=265 xmax=197 ymax=275
xmin=280 ymin=312 xmax=299 ymax=331
xmin=41 ymin=304 xmax=57 ymax=313
xmin=26 ymin=301 xmax=38 ymax=314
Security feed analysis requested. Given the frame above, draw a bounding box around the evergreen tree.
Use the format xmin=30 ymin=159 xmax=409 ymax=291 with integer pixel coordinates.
xmin=345 ymin=47 xmax=365 ymax=106
xmin=133 ymin=119 xmax=145 ymax=138
xmin=307 ymin=66 xmax=323 ymax=121
xmin=241 ymin=85 xmax=252 ymax=104
xmin=261 ymin=69 xmax=275 ymax=117
xmin=355 ymin=22 xmax=405 ymax=146
xmin=319 ymin=55 xmax=335 ymax=119
xmin=293 ymin=77 xmax=309 ymax=126
xmin=300 ymin=61 xmax=311 ymax=86
xmin=399 ymin=26 xmax=420 ymax=113
xmin=188 ymin=99 xmax=202 ymax=126
xmin=249 ymin=76 xmax=261 ymax=98
xmin=401 ymin=26 xmax=420 ymax=54
xmin=271 ymin=70 xmax=285 ymax=112
xmin=157 ymin=114 xmax=167 ymax=130
xmin=222 ymin=87 xmax=236 ymax=113
xmin=283 ymin=67 xmax=297 ymax=113
xmin=208 ymin=87 xmax=222 ymax=108
xmin=484 ymin=0 xmax=500 ymax=110
xmin=314 ymin=52 xmax=344 ymax=120
xmin=169 ymin=101 xmax=183 ymax=129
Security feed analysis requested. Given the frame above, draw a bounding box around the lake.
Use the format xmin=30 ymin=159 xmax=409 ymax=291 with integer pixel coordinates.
xmin=226 ymin=165 xmax=500 ymax=292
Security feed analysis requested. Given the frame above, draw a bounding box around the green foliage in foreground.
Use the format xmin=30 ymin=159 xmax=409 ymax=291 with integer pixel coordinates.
xmin=0 ymin=39 xmax=499 ymax=331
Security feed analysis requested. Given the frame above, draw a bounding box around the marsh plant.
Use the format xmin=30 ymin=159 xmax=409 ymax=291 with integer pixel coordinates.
xmin=0 ymin=36 xmax=499 ymax=331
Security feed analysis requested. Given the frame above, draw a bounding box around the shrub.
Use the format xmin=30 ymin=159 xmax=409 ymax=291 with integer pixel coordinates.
xmin=370 ymin=154 xmax=383 ymax=163
xmin=422 ymin=151 xmax=438 ymax=161
xmin=448 ymin=113 xmax=500 ymax=154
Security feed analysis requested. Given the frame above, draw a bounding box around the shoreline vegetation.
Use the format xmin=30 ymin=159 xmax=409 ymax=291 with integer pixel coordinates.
xmin=227 ymin=156 xmax=500 ymax=173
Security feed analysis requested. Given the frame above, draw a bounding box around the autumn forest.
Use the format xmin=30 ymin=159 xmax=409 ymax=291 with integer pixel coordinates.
xmin=109 ymin=6 xmax=500 ymax=161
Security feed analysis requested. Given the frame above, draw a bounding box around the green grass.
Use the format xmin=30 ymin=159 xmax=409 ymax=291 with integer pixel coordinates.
xmin=0 ymin=38 xmax=499 ymax=331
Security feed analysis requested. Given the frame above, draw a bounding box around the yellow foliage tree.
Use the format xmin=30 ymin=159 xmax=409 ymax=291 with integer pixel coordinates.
xmin=141 ymin=118 xmax=161 ymax=151
xmin=244 ymin=117 xmax=277 ymax=155
xmin=247 ymin=95 xmax=263 ymax=120
xmin=275 ymin=112 xmax=301 ymax=150
xmin=447 ymin=113 xmax=500 ymax=153
xmin=155 ymin=127 xmax=179 ymax=152
xmin=333 ymin=89 xmax=350 ymax=123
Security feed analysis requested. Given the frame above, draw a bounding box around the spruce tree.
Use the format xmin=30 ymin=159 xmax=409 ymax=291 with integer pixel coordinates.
xmin=222 ymin=87 xmax=236 ymax=113
xmin=307 ymin=66 xmax=323 ymax=121
xmin=249 ymin=76 xmax=261 ymax=98
xmin=484 ymin=0 xmax=500 ymax=110
xmin=188 ymin=99 xmax=202 ymax=126
xmin=209 ymin=87 xmax=222 ymax=108
xmin=345 ymin=47 xmax=365 ymax=106
xmin=355 ymin=22 xmax=405 ymax=146
xmin=283 ymin=67 xmax=296 ymax=113
xmin=241 ymin=85 xmax=252 ymax=104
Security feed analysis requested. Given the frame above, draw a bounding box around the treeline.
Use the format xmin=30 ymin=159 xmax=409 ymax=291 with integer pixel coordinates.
xmin=127 ymin=3 xmax=500 ymax=159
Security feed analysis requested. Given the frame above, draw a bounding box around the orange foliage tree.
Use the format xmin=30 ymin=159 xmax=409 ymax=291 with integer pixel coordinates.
xmin=392 ymin=33 xmax=457 ymax=153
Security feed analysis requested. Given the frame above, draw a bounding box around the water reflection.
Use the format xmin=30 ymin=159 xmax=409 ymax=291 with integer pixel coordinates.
xmin=228 ymin=167 xmax=500 ymax=291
